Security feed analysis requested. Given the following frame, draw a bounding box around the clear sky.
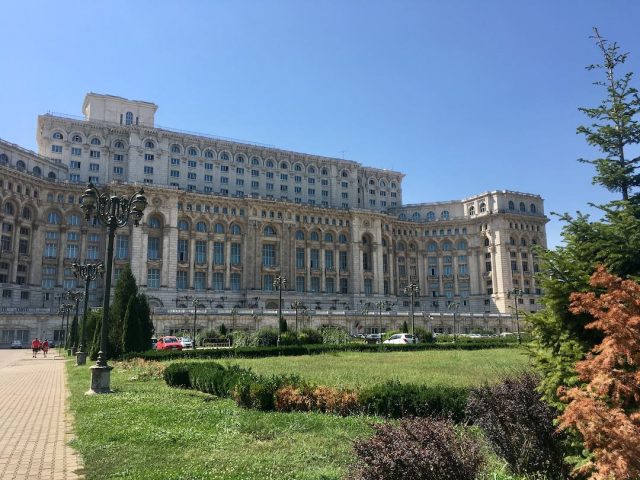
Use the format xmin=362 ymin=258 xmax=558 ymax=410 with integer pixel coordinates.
xmin=1 ymin=0 xmax=639 ymax=248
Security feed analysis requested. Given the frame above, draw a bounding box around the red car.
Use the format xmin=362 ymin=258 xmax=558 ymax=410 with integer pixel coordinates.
xmin=156 ymin=336 xmax=183 ymax=351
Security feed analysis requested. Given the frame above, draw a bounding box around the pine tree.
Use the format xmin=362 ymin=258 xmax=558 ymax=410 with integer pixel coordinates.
xmin=122 ymin=294 xmax=154 ymax=354
xmin=577 ymin=28 xmax=640 ymax=202
xmin=108 ymin=264 xmax=138 ymax=358
xmin=69 ymin=312 xmax=79 ymax=350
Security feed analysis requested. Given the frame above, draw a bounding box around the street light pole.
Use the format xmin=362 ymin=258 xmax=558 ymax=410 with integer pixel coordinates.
xmin=508 ymin=288 xmax=523 ymax=344
xmin=290 ymin=300 xmax=304 ymax=333
xmin=376 ymin=300 xmax=385 ymax=349
xmin=80 ymin=182 xmax=147 ymax=394
xmin=58 ymin=303 xmax=71 ymax=349
xmin=191 ymin=297 xmax=199 ymax=350
xmin=448 ymin=301 xmax=460 ymax=342
xmin=403 ymin=283 xmax=419 ymax=336
xmin=273 ymin=275 xmax=287 ymax=346
xmin=72 ymin=261 xmax=104 ymax=365
xmin=68 ymin=291 xmax=84 ymax=355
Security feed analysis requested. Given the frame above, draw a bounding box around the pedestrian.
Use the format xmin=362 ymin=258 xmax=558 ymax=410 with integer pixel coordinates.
xmin=31 ymin=338 xmax=41 ymax=358
xmin=42 ymin=339 xmax=49 ymax=357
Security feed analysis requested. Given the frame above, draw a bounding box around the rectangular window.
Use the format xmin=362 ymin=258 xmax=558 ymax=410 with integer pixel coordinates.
xmin=204 ymin=174 xmax=213 ymax=182
xmin=220 ymin=177 xmax=228 ymax=184
xmin=90 ymin=150 xmax=100 ymax=158
xmin=213 ymin=272 xmax=224 ymax=291
xmin=176 ymin=271 xmax=188 ymax=290
xmin=266 ymin=183 xmax=274 ymax=190
xmin=188 ymin=172 xmax=196 ymax=180
xmin=310 ymin=277 xmax=320 ymax=293
xmin=188 ymin=160 xmax=197 ymax=168
xmin=147 ymin=237 xmax=160 ymax=260
xmin=205 ymin=163 xmax=213 ymax=170
xmin=262 ymin=244 xmax=276 ymax=266
xmin=87 ymin=245 xmax=98 ymax=260
xmin=144 ymin=153 xmax=154 ymax=161
xmin=266 ymin=172 xmax=274 ymax=179
xmin=339 ymin=251 xmax=348 ymax=271
xmin=89 ymin=176 xmax=99 ymax=183
xmin=295 ymin=186 xmax=302 ymax=193
xmin=144 ymin=166 xmax=154 ymax=174
xmin=213 ymin=242 xmax=224 ymax=265
xmin=51 ymin=145 xmax=63 ymax=153
xmin=89 ymin=163 xmax=100 ymax=172
xmin=322 ymin=190 xmax=329 ymax=197
xmin=147 ymin=269 xmax=160 ymax=288
xmin=231 ymin=243 xmax=241 ymax=265
xmin=113 ymin=154 xmax=123 ymax=162
xmin=18 ymin=239 xmax=28 ymax=255
xmin=220 ymin=165 xmax=229 ymax=172
xmin=237 ymin=168 xmax=244 ymax=175
xmin=116 ymin=235 xmax=129 ymax=259
xmin=296 ymin=276 xmax=305 ymax=292
xmin=70 ymin=174 xmax=81 ymax=182
xmin=45 ymin=243 xmax=57 ymax=258
xmin=280 ymin=185 xmax=287 ymax=191
xmin=296 ymin=248 xmax=305 ymax=269
xmin=71 ymin=147 xmax=82 ymax=156
xmin=324 ymin=250 xmax=334 ymax=269
xmin=295 ymin=176 xmax=302 ymax=183
xmin=325 ymin=277 xmax=335 ymax=293
xmin=340 ymin=278 xmax=348 ymax=294
xmin=308 ymin=188 xmax=315 ymax=195
xmin=236 ymin=179 xmax=244 ymax=186
xmin=171 ymin=170 xmax=180 ymax=177
xmin=231 ymin=273 xmax=241 ymax=291
xmin=70 ymin=161 xmax=81 ymax=169
xmin=195 ymin=240 xmax=207 ymax=264
xmin=194 ymin=271 xmax=206 ymax=290
xmin=171 ymin=158 xmax=180 ymax=165
xmin=310 ymin=249 xmax=319 ymax=269
xmin=113 ymin=166 xmax=124 ymax=175
xmin=177 ymin=239 xmax=188 ymax=262
xmin=364 ymin=278 xmax=373 ymax=295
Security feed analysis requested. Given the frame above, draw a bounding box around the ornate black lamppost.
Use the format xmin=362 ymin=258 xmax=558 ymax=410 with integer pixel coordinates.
xmin=448 ymin=301 xmax=460 ymax=342
xmin=507 ymin=288 xmax=523 ymax=344
xmin=190 ymin=296 xmax=200 ymax=349
xmin=72 ymin=261 xmax=104 ymax=365
xmin=403 ymin=283 xmax=419 ymax=335
xmin=290 ymin=300 xmax=305 ymax=333
xmin=58 ymin=303 xmax=72 ymax=349
xmin=80 ymin=182 xmax=147 ymax=394
xmin=273 ymin=275 xmax=287 ymax=346
xmin=67 ymin=290 xmax=84 ymax=355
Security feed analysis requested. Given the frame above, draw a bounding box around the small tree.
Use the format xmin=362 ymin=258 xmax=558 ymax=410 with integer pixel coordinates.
xmin=69 ymin=312 xmax=79 ymax=349
xmin=219 ymin=323 xmax=227 ymax=336
xmin=558 ymin=266 xmax=640 ymax=479
xmin=402 ymin=320 xmax=409 ymax=333
xmin=279 ymin=317 xmax=288 ymax=334
xmin=109 ymin=265 xmax=138 ymax=358
xmin=122 ymin=294 xmax=153 ymax=354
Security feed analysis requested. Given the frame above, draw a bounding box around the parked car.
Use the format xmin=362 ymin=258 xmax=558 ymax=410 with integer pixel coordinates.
xmin=383 ymin=333 xmax=418 ymax=345
xmin=365 ymin=333 xmax=383 ymax=344
xmin=151 ymin=338 xmax=158 ymax=350
xmin=180 ymin=336 xmax=193 ymax=348
xmin=10 ymin=340 xmax=23 ymax=349
xmin=156 ymin=336 xmax=183 ymax=351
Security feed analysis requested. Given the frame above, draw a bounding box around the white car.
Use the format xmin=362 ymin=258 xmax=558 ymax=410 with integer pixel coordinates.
xmin=180 ymin=336 xmax=193 ymax=348
xmin=383 ymin=333 xmax=418 ymax=345
xmin=11 ymin=340 xmax=23 ymax=349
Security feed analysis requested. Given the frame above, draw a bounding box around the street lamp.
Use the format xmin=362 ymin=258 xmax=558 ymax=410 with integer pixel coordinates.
xmin=507 ymin=288 xmax=523 ymax=344
xmin=57 ymin=303 xmax=72 ymax=349
xmin=80 ymin=182 xmax=147 ymax=394
xmin=273 ymin=275 xmax=287 ymax=346
xmin=448 ymin=301 xmax=460 ymax=342
xmin=72 ymin=261 xmax=104 ymax=365
xmin=190 ymin=296 xmax=200 ymax=349
xmin=67 ymin=290 xmax=85 ymax=355
xmin=290 ymin=300 xmax=305 ymax=333
xmin=376 ymin=300 xmax=386 ymax=348
xmin=403 ymin=283 xmax=419 ymax=335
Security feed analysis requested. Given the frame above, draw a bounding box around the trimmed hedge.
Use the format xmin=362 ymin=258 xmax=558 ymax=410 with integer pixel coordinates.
xmin=130 ymin=339 xmax=517 ymax=361
xmin=164 ymin=361 xmax=256 ymax=397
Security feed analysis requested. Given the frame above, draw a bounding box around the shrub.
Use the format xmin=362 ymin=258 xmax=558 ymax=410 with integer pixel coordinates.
xmin=402 ymin=320 xmax=409 ymax=332
xmin=359 ymin=380 xmax=468 ymax=420
xmin=297 ymin=328 xmax=323 ymax=345
xmin=274 ymin=385 xmax=360 ymax=415
xmin=465 ymin=373 xmax=568 ymax=478
xmin=253 ymin=327 xmax=279 ymax=347
xmin=163 ymin=363 xmax=191 ymax=388
xmin=279 ymin=331 xmax=299 ymax=346
xmin=414 ymin=327 xmax=434 ymax=343
xmin=320 ymin=326 xmax=350 ymax=344
xmin=232 ymin=374 xmax=303 ymax=411
xmin=349 ymin=417 xmax=484 ymax=480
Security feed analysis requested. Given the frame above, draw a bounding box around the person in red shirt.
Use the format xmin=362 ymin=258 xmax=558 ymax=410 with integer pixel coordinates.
xmin=31 ymin=338 xmax=40 ymax=358
xmin=42 ymin=339 xmax=49 ymax=358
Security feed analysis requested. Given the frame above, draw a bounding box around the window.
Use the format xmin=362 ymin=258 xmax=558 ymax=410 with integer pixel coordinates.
xmin=214 ymin=223 xmax=225 ymax=234
xmin=519 ymin=202 xmax=526 ymax=212
xmin=67 ymin=214 xmax=80 ymax=226
xmin=264 ymin=226 xmax=276 ymax=236
xmin=364 ymin=278 xmax=373 ymax=295
xmin=296 ymin=248 xmax=305 ymax=269
xmin=113 ymin=166 xmax=124 ymax=175
xmin=194 ymin=272 xmax=206 ymax=290
xmin=148 ymin=217 xmax=161 ymax=229
xmin=188 ymin=147 xmax=198 ymax=156
xmin=147 ymin=237 xmax=160 ymax=260
xmin=263 ymin=274 xmax=274 ymax=291
xmin=339 ymin=251 xmax=348 ymax=271
xmin=310 ymin=249 xmax=320 ymax=269
xmin=262 ymin=244 xmax=276 ymax=266
xmin=231 ymin=224 xmax=241 ymax=235
xmin=144 ymin=166 xmax=154 ymax=174
xmin=231 ymin=243 xmax=241 ymax=265
xmin=213 ymin=272 xmax=224 ymax=291
xmin=47 ymin=212 xmax=60 ymax=224
xmin=116 ymin=235 xmax=129 ymax=259
xmin=231 ymin=273 xmax=241 ymax=291
xmin=145 ymin=141 xmax=155 ymax=149
xmin=310 ymin=277 xmax=320 ymax=293
xmin=171 ymin=158 xmax=180 ymax=166
xmin=213 ymin=242 xmax=224 ymax=265
xmin=145 ymin=268 xmax=160 ymax=288
xmin=296 ymin=276 xmax=305 ymax=292
xmin=188 ymin=172 xmax=196 ymax=180
xmin=70 ymin=161 xmax=81 ymax=169
xmin=90 ymin=150 xmax=100 ymax=159
xmin=195 ymin=240 xmax=207 ymax=264
xmin=324 ymin=250 xmax=334 ymax=269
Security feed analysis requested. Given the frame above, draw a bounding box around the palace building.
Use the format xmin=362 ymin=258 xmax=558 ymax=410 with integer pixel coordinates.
xmin=0 ymin=93 xmax=547 ymax=343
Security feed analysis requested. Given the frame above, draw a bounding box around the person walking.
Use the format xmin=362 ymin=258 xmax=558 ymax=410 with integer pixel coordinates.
xmin=42 ymin=339 xmax=49 ymax=357
xmin=31 ymin=338 xmax=41 ymax=358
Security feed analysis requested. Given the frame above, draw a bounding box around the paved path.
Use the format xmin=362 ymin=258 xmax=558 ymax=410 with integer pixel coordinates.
xmin=0 ymin=348 xmax=83 ymax=479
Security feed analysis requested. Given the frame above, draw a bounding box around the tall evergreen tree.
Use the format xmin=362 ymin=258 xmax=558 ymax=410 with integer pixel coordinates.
xmin=577 ymin=28 xmax=640 ymax=202
xmin=108 ymin=264 xmax=138 ymax=358
xmin=122 ymin=294 xmax=154 ymax=354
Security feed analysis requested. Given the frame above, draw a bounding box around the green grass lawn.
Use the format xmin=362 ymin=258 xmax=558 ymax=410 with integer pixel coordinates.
xmin=66 ymin=349 xmax=532 ymax=479
xmin=224 ymin=349 xmax=532 ymax=389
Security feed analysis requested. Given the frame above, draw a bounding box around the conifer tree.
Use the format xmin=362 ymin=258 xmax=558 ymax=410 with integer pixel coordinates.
xmin=108 ymin=264 xmax=138 ymax=358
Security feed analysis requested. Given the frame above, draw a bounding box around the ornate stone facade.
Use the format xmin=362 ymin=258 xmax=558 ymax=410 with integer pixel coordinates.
xmin=0 ymin=93 xmax=548 ymax=343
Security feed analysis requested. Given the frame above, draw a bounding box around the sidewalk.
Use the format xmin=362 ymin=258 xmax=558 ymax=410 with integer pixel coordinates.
xmin=0 ymin=349 xmax=83 ymax=480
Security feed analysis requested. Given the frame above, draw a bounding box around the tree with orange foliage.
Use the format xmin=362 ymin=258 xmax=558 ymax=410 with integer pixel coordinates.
xmin=559 ymin=265 xmax=640 ymax=479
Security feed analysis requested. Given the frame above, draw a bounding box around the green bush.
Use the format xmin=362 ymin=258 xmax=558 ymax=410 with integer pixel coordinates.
xmin=163 ymin=363 xmax=191 ymax=388
xmin=253 ymin=327 xmax=279 ymax=347
xmin=297 ymin=328 xmax=323 ymax=345
xmin=279 ymin=331 xmax=299 ymax=346
xmin=232 ymin=373 xmax=304 ymax=411
xmin=320 ymin=326 xmax=350 ymax=344
xmin=359 ymin=380 xmax=469 ymax=420
xmin=414 ymin=327 xmax=434 ymax=343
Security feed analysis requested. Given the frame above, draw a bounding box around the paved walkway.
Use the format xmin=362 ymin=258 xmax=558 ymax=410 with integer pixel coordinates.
xmin=0 ymin=348 xmax=83 ymax=479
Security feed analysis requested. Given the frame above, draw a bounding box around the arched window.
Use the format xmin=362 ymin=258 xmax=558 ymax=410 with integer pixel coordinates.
xmin=530 ymin=203 xmax=537 ymax=213
xmin=468 ymin=206 xmax=475 ymax=215
xmin=339 ymin=234 xmax=348 ymax=243
xmin=264 ymin=226 xmax=276 ymax=236
xmin=280 ymin=162 xmax=288 ymax=169
xmin=90 ymin=138 xmax=101 ymax=145
xmin=48 ymin=172 xmax=56 ymax=180
xmin=379 ymin=180 xmax=386 ymax=187
xmin=204 ymin=150 xmax=214 ymax=158
xmin=294 ymin=163 xmax=303 ymax=172
xmin=479 ymin=202 xmax=486 ymax=213
xmin=484 ymin=237 xmax=490 ymax=247
xmin=52 ymin=132 xmax=63 ymax=140
xmin=145 ymin=140 xmax=155 ymax=149
xmin=171 ymin=144 xmax=181 ymax=154
xmin=0 ymin=154 xmax=8 ymax=165
xmin=21 ymin=207 xmax=31 ymax=220
xmin=391 ymin=182 xmax=397 ymax=189
xmin=214 ymin=223 xmax=225 ymax=234
xmin=251 ymin=156 xmax=260 ymax=165
xmin=72 ymin=134 xmax=83 ymax=143
xmin=188 ymin=147 xmax=198 ymax=156
xmin=398 ymin=213 xmax=407 ymax=220
xmin=3 ymin=202 xmax=15 ymax=215
xmin=178 ymin=220 xmax=189 ymax=231
xmin=266 ymin=160 xmax=274 ymax=168
xmin=519 ymin=202 xmax=526 ymax=212
xmin=16 ymin=160 xmax=26 ymax=171
xmin=321 ymin=168 xmax=328 ymax=175
xmin=341 ymin=170 xmax=348 ymax=178
xmin=441 ymin=211 xmax=450 ymax=220
xmin=508 ymin=200 xmax=515 ymax=210
xmin=442 ymin=241 xmax=452 ymax=251
xmin=397 ymin=242 xmax=405 ymax=251
xmin=230 ymin=224 xmax=241 ymax=235
xmin=236 ymin=155 xmax=245 ymax=163
xmin=220 ymin=152 xmax=229 ymax=161
xmin=114 ymin=140 xmax=125 ymax=149
xmin=295 ymin=230 xmax=305 ymax=240
xmin=412 ymin=212 xmax=420 ymax=221
xmin=457 ymin=240 xmax=467 ymax=250
xmin=426 ymin=211 xmax=436 ymax=221
xmin=67 ymin=214 xmax=80 ymax=226
xmin=369 ymin=179 xmax=375 ymax=185
xmin=148 ymin=217 xmax=161 ymax=229
xmin=196 ymin=221 xmax=207 ymax=232
xmin=47 ymin=211 xmax=60 ymax=224
xmin=308 ymin=166 xmax=316 ymax=174
xmin=310 ymin=231 xmax=319 ymax=241
xmin=33 ymin=166 xmax=42 ymax=176
xmin=324 ymin=233 xmax=333 ymax=242
xmin=125 ymin=112 xmax=133 ymax=125
xmin=427 ymin=242 xmax=437 ymax=252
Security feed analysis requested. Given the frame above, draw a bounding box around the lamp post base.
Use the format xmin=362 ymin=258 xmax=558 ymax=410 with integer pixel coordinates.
xmin=76 ymin=351 xmax=87 ymax=366
xmin=86 ymin=364 xmax=113 ymax=395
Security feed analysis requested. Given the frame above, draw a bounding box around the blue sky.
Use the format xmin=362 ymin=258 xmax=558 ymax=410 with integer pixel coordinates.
xmin=1 ymin=0 xmax=639 ymax=248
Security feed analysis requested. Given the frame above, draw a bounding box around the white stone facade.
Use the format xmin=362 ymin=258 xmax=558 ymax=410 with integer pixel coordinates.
xmin=0 ymin=93 xmax=547 ymax=343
